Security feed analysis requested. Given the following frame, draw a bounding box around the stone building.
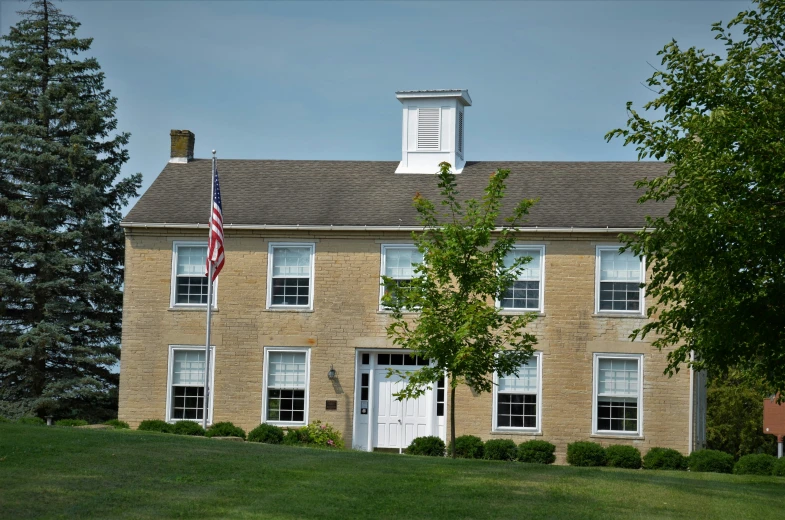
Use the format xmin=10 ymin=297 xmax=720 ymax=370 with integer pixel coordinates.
xmin=118 ymin=90 xmax=707 ymax=461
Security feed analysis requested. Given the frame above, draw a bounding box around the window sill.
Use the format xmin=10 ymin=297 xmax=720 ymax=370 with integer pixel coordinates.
xmin=592 ymin=313 xmax=645 ymax=319
xmin=264 ymin=308 xmax=314 ymax=313
xmin=168 ymin=307 xmax=218 ymax=312
xmin=591 ymin=433 xmax=644 ymax=440
xmin=376 ymin=310 xmax=420 ymax=315
xmin=498 ymin=311 xmax=545 ymax=317
xmin=490 ymin=430 xmax=542 ymax=437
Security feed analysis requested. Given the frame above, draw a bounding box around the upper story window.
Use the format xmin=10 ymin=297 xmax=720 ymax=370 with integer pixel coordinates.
xmin=380 ymin=245 xmax=423 ymax=308
xmin=499 ymin=246 xmax=545 ymax=312
xmin=171 ymin=242 xmax=215 ymax=308
xmin=593 ymin=353 xmax=643 ymax=436
xmin=267 ymin=243 xmax=315 ymax=310
xmin=596 ymin=246 xmax=644 ymax=314
xmin=493 ymin=352 xmax=541 ymax=432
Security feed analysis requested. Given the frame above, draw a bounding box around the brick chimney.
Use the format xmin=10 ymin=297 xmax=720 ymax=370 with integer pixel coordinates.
xmin=169 ymin=130 xmax=195 ymax=163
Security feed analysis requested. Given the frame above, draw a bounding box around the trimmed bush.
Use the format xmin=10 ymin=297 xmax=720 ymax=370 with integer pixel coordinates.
xmin=104 ymin=419 xmax=130 ymax=429
xmin=0 ymin=416 xmax=11 ymax=423
xmin=17 ymin=416 xmax=45 ymax=426
xmin=567 ymin=442 xmax=606 ymax=467
xmin=172 ymin=421 xmax=206 ymax=436
xmin=406 ymin=436 xmax=445 ymax=457
xmin=283 ymin=427 xmax=311 ymax=446
xmin=733 ymin=453 xmax=777 ymax=476
xmin=55 ymin=419 xmax=89 ymax=427
xmin=643 ymin=447 xmax=687 ymax=470
xmin=517 ymin=440 xmax=556 ymax=464
xmin=605 ymin=445 xmax=642 ymax=469
xmin=138 ymin=419 xmax=173 ymax=433
xmin=688 ymin=449 xmax=734 ymax=474
xmin=206 ymin=421 xmax=246 ymax=440
xmin=448 ymin=435 xmax=485 ymax=459
xmin=305 ymin=420 xmax=344 ymax=448
xmin=248 ymin=423 xmax=285 ymax=444
xmin=772 ymin=457 xmax=785 ymax=477
xmin=483 ymin=439 xmax=518 ymax=461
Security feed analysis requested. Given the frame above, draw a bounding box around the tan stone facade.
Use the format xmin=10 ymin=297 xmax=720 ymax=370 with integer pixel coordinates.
xmin=119 ymin=228 xmax=695 ymax=463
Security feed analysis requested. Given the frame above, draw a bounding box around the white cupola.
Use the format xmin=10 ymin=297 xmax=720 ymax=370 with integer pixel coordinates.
xmin=394 ymin=89 xmax=472 ymax=174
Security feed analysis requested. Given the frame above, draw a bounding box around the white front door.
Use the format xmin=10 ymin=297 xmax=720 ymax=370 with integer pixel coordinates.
xmin=373 ymin=367 xmax=431 ymax=450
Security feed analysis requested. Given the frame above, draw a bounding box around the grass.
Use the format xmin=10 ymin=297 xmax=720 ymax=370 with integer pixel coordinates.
xmin=0 ymin=423 xmax=782 ymax=519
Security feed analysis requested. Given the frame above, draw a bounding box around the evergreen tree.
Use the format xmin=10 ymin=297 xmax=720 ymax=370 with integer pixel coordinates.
xmin=0 ymin=1 xmax=140 ymax=419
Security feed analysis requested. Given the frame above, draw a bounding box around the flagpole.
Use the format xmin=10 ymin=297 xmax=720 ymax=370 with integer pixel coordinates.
xmin=203 ymin=151 xmax=217 ymax=429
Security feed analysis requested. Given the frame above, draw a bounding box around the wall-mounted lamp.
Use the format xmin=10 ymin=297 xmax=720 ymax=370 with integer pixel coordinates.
xmin=328 ymin=365 xmax=336 ymax=380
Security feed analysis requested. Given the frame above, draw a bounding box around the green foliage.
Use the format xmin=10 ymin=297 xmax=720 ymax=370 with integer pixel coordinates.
xmin=283 ymin=427 xmax=311 ymax=446
xmin=248 ymin=424 xmax=285 ymax=444
xmin=605 ymin=0 xmax=785 ymax=394
xmin=0 ymin=1 xmax=141 ymax=420
xmin=137 ymin=420 xmax=172 ymax=434
xmin=688 ymin=450 xmax=735 ymax=474
xmin=605 ymin=445 xmax=642 ymax=469
xmin=382 ymin=161 xmax=538 ymax=456
xmin=517 ymin=440 xmax=556 ymax=464
xmin=448 ymin=435 xmax=485 ymax=459
xmin=706 ymin=372 xmax=777 ymax=458
xmin=772 ymin=457 xmax=785 ymax=477
xmin=642 ymin=448 xmax=687 ymax=470
xmin=0 ymin=416 xmax=10 ymax=423
xmin=406 ymin=436 xmax=446 ymax=457
xmin=483 ymin=439 xmax=518 ymax=461
xmin=566 ymin=442 xmax=606 ymax=467
xmin=171 ymin=421 xmax=205 ymax=436
xmin=205 ymin=422 xmax=246 ymax=440
xmin=104 ymin=419 xmax=129 ymax=429
xmin=733 ymin=453 xmax=777 ymax=475
xmin=16 ymin=416 xmax=45 ymax=426
xmin=304 ymin=420 xmax=344 ymax=448
xmin=55 ymin=419 xmax=88 ymax=427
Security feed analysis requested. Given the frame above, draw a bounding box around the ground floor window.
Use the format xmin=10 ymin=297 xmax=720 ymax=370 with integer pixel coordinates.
xmin=593 ymin=354 xmax=643 ymax=435
xmin=167 ymin=346 xmax=214 ymax=423
xmin=264 ymin=348 xmax=310 ymax=425
xmin=493 ymin=352 xmax=541 ymax=431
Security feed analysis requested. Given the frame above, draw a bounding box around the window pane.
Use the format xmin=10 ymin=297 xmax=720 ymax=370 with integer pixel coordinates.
xmin=504 ymin=249 xmax=541 ymax=280
xmin=498 ymin=356 xmax=538 ymax=392
xmin=177 ymin=246 xmax=207 ymax=276
xmin=497 ymin=393 xmax=537 ymax=429
xmin=267 ymin=388 xmax=306 ymax=422
xmin=599 ymin=282 xmax=640 ymax=312
xmin=267 ymin=352 xmax=307 ymax=389
xmin=600 ymin=250 xmax=641 ymax=282
xmin=176 ymin=276 xmax=208 ymax=305
xmin=272 ymin=247 xmax=311 ymax=277
xmin=597 ymin=398 xmax=637 ymax=432
xmin=501 ymin=281 xmax=540 ymax=309
xmin=172 ymin=350 xmax=206 ymax=385
xmin=598 ymin=358 xmax=639 ymax=397
xmin=384 ymin=247 xmax=422 ymax=279
xmin=172 ymin=386 xmax=204 ymax=420
xmin=272 ymin=278 xmax=309 ymax=306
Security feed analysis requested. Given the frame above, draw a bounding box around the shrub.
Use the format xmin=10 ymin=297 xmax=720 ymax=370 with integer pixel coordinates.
xmin=17 ymin=416 xmax=45 ymax=426
xmin=0 ymin=416 xmax=12 ymax=423
xmin=517 ymin=440 xmax=556 ymax=464
xmin=172 ymin=421 xmax=206 ymax=436
xmin=137 ymin=419 xmax=173 ymax=433
xmin=642 ymin=447 xmax=687 ymax=470
xmin=406 ymin=436 xmax=445 ymax=457
xmin=483 ymin=439 xmax=518 ymax=461
xmin=305 ymin=420 xmax=344 ymax=448
xmin=248 ymin=423 xmax=285 ymax=444
xmin=283 ymin=427 xmax=311 ymax=446
xmin=567 ymin=442 xmax=606 ymax=467
xmin=104 ymin=419 xmax=130 ymax=429
xmin=605 ymin=445 xmax=642 ymax=469
xmin=772 ymin=457 xmax=785 ymax=477
xmin=733 ymin=453 xmax=777 ymax=476
xmin=55 ymin=419 xmax=88 ymax=427
xmin=448 ymin=435 xmax=485 ymax=459
xmin=205 ymin=421 xmax=246 ymax=440
xmin=688 ymin=449 xmax=734 ymax=474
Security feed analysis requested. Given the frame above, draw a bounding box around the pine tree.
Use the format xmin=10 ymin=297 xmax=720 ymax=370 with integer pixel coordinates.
xmin=0 ymin=1 xmax=141 ymax=420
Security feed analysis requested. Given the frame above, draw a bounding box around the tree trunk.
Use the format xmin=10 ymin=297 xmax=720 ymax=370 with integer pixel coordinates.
xmin=450 ymin=383 xmax=456 ymax=459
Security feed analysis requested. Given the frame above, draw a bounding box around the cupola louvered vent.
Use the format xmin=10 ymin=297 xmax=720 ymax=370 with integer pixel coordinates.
xmin=457 ymin=110 xmax=464 ymax=156
xmin=417 ymin=108 xmax=441 ymax=150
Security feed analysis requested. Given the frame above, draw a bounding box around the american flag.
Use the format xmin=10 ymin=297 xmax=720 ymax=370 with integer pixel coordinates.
xmin=206 ymin=165 xmax=225 ymax=281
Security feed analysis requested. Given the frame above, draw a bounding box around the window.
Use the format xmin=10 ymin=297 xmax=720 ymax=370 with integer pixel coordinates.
xmin=593 ymin=354 xmax=643 ymax=435
xmin=596 ymin=246 xmax=644 ymax=313
xmin=171 ymin=242 xmax=215 ymax=307
xmin=263 ymin=348 xmax=310 ymax=425
xmin=267 ymin=243 xmax=315 ymax=309
xmin=499 ymin=246 xmax=545 ymax=312
xmin=166 ymin=346 xmax=214 ymax=423
xmin=493 ymin=353 xmax=541 ymax=431
xmin=380 ymin=245 xmax=423 ymax=308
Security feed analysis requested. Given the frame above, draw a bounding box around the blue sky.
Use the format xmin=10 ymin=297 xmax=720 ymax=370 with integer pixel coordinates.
xmin=0 ymin=0 xmax=749 ymax=210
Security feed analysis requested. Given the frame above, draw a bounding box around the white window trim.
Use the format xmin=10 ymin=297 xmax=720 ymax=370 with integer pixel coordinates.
xmin=379 ymin=244 xmax=422 ymax=310
xmin=492 ymin=351 xmax=543 ymax=433
xmin=262 ymin=346 xmax=311 ymax=427
xmin=591 ymin=353 xmax=644 ymax=437
xmin=594 ymin=245 xmax=645 ymax=315
xmin=170 ymin=241 xmax=218 ymax=309
xmin=266 ymin=242 xmax=316 ymax=310
xmin=165 ymin=345 xmax=216 ymax=424
xmin=496 ymin=244 xmax=546 ymax=313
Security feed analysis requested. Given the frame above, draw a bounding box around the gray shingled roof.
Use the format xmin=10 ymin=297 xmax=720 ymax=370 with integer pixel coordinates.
xmin=123 ymin=160 xmax=671 ymax=228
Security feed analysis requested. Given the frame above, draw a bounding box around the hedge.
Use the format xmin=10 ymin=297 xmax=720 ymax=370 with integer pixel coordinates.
xmin=605 ymin=445 xmax=641 ymax=469
xmin=448 ymin=435 xmax=485 ymax=459
xmin=104 ymin=419 xmax=130 ymax=429
xmin=566 ymin=442 xmax=606 ymax=467
xmin=642 ymin=447 xmax=687 ymax=470
xmin=517 ymin=440 xmax=556 ymax=464
xmin=733 ymin=453 xmax=777 ymax=476
xmin=137 ymin=419 xmax=173 ymax=433
xmin=205 ymin=421 xmax=246 ymax=440
xmin=406 ymin=436 xmax=445 ymax=457
xmin=688 ymin=449 xmax=734 ymax=474
xmin=17 ymin=416 xmax=45 ymax=426
xmin=772 ymin=457 xmax=785 ymax=477
xmin=172 ymin=421 xmax=206 ymax=436
xmin=483 ymin=439 xmax=518 ymax=461
xmin=55 ymin=419 xmax=88 ymax=427
xmin=248 ymin=423 xmax=285 ymax=444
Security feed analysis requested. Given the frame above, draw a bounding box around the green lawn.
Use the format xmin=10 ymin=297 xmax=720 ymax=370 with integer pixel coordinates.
xmin=0 ymin=423 xmax=782 ymax=519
